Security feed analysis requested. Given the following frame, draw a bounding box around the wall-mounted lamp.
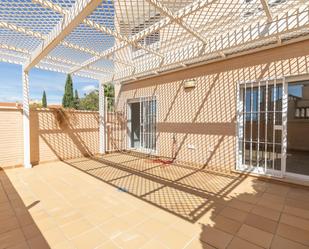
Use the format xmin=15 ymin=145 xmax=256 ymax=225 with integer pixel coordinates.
xmin=183 ymin=79 xmax=196 ymax=89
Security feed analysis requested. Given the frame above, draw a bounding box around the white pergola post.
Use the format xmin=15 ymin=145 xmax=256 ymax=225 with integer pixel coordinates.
xmin=99 ymin=82 xmax=106 ymax=154
xmin=22 ymin=69 xmax=32 ymax=168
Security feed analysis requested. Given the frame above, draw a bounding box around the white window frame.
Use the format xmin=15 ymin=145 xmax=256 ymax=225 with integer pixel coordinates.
xmin=127 ymin=96 xmax=157 ymax=155
xmin=236 ymin=77 xmax=287 ymax=178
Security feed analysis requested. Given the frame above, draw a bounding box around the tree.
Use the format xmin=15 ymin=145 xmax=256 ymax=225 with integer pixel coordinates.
xmin=42 ymin=90 xmax=47 ymax=108
xmin=78 ymin=84 xmax=115 ymax=111
xmin=104 ymin=83 xmax=114 ymax=98
xmin=79 ymin=90 xmax=99 ymax=111
xmin=62 ymin=74 xmax=74 ymax=108
xmin=74 ymin=89 xmax=80 ymax=110
xmin=104 ymin=83 xmax=114 ymax=111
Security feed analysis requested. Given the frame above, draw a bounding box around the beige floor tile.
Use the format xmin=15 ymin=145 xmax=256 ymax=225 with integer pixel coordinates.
xmin=0 ymin=228 xmax=26 ymax=249
xmin=0 ymin=216 xmax=20 ymax=235
xmin=213 ymin=215 xmax=242 ymax=235
xmin=112 ymin=229 xmax=149 ymax=249
xmin=139 ymin=239 xmax=170 ymax=249
xmin=34 ymin=217 xmax=57 ymax=232
xmin=108 ymin=204 xmax=135 ymax=217
xmin=227 ymin=237 xmax=263 ymax=249
xmin=266 ymin=185 xmax=290 ymax=197
xmin=200 ymin=226 xmax=233 ymax=249
xmin=7 ymin=241 xmax=30 ymax=249
xmin=52 ymin=241 xmax=75 ymax=249
xmin=155 ymin=227 xmax=194 ymax=249
xmin=262 ymin=193 xmax=286 ymax=204
xmin=29 ymin=210 xmax=50 ymax=222
xmin=0 ymin=208 xmax=15 ymax=221
xmin=287 ymin=188 xmax=309 ymax=202
xmin=227 ymin=199 xmax=254 ymax=212
xmin=99 ymin=218 xmax=130 ymax=239
xmin=184 ymin=238 xmax=216 ymax=249
xmin=16 ymin=213 xmax=35 ymax=227
xmin=237 ymin=224 xmax=273 ymax=248
xmin=277 ymin=223 xmax=309 ymax=246
xmin=257 ymin=198 xmax=284 ymax=212
xmin=271 ymin=235 xmax=309 ymax=249
xmin=244 ymin=213 xmax=278 ymax=233
xmin=283 ymin=205 xmax=309 ymax=220
xmin=3 ymin=158 xmax=309 ymax=249
xmin=220 ymin=206 xmax=248 ymax=223
xmin=251 ymin=205 xmax=281 ymax=221
xmin=280 ymin=213 xmax=309 ymax=231
xmin=285 ymin=198 xmax=309 ymax=211
xmin=134 ymin=218 xmax=169 ymax=238
xmin=120 ymin=210 xmax=149 ymax=226
xmin=53 ymin=210 xmax=83 ymax=226
xmin=60 ymin=218 xmax=93 ymax=239
xmin=21 ymin=223 xmax=43 ymax=240
xmin=96 ymin=240 xmax=120 ymax=249
xmin=71 ymin=228 xmax=107 ymax=249
xmin=85 ymin=210 xmax=115 ymax=226
xmin=150 ymin=209 xmax=179 ymax=225
xmin=27 ymin=235 xmax=50 ymax=249
xmin=42 ymin=228 xmax=67 ymax=247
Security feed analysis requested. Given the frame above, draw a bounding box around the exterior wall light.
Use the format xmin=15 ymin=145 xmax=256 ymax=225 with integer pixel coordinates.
xmin=183 ymin=79 xmax=196 ymax=89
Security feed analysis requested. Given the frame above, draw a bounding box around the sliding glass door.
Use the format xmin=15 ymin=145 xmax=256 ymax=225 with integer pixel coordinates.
xmin=237 ymin=79 xmax=287 ymax=177
xmin=128 ymin=97 xmax=156 ymax=153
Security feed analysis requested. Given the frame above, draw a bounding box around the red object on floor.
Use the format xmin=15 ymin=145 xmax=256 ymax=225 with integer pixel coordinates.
xmin=151 ymin=158 xmax=174 ymax=165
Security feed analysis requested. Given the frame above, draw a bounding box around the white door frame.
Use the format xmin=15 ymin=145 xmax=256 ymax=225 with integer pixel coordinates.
xmin=126 ymin=97 xmax=157 ymax=154
xmin=236 ymin=77 xmax=287 ymax=178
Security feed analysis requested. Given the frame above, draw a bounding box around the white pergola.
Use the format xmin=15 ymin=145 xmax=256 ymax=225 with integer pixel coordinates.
xmin=1 ymin=0 xmax=309 ymax=168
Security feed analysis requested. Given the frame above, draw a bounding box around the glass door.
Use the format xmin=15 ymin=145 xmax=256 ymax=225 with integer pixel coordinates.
xmin=127 ymin=97 xmax=157 ymax=153
xmin=237 ymin=78 xmax=287 ymax=177
xmin=286 ymin=81 xmax=309 ymax=179
xmin=140 ymin=97 xmax=157 ymax=152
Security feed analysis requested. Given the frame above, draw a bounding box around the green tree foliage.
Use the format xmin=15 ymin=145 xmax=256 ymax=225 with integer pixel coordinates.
xmin=62 ymin=74 xmax=74 ymax=108
xmin=79 ymin=90 xmax=99 ymax=111
xmin=74 ymin=89 xmax=80 ymax=109
xmin=30 ymin=102 xmax=42 ymax=109
xmin=42 ymin=90 xmax=47 ymax=108
xmin=104 ymin=84 xmax=115 ymax=111
xmin=78 ymin=83 xmax=115 ymax=111
xmin=104 ymin=83 xmax=114 ymax=98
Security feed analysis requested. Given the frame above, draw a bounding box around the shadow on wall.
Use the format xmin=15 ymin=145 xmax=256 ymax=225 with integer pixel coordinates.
xmin=115 ymin=58 xmax=274 ymax=172
xmin=0 ymin=169 xmax=50 ymax=248
xmin=116 ymin=73 xmax=238 ymax=173
xmin=30 ymin=109 xmax=99 ymax=165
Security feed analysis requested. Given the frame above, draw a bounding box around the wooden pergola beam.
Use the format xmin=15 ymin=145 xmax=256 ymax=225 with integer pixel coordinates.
xmin=24 ymin=0 xmax=102 ymax=72
xmin=260 ymin=0 xmax=273 ymax=22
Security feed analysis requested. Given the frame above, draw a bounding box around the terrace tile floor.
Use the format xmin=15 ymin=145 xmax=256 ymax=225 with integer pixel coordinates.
xmin=1 ymin=152 xmax=309 ymax=249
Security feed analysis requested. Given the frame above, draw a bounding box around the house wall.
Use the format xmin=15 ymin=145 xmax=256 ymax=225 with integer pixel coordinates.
xmin=117 ymin=39 xmax=309 ymax=172
xmin=0 ymin=109 xmax=24 ymax=167
xmin=0 ymin=109 xmax=99 ymax=168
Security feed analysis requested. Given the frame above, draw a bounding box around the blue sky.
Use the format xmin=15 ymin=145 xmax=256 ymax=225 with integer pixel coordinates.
xmin=0 ymin=62 xmax=99 ymax=104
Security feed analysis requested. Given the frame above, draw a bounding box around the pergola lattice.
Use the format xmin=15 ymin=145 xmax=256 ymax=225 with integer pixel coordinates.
xmin=1 ymin=0 xmax=309 ymax=81
xmin=1 ymin=0 xmax=309 ymax=168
